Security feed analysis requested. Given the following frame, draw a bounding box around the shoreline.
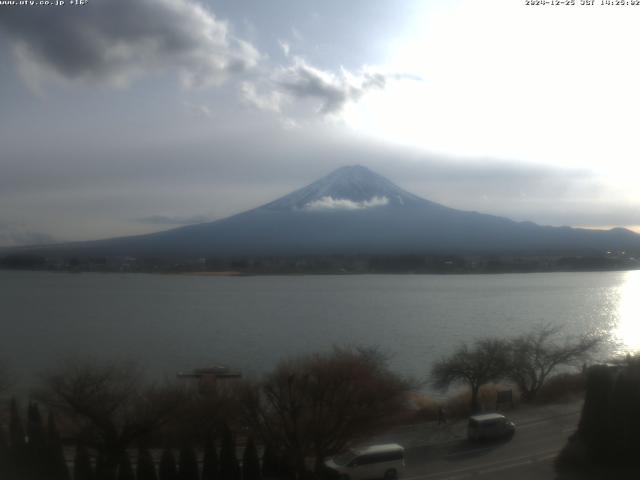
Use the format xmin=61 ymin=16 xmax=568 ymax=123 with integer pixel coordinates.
xmin=1 ymin=266 xmax=639 ymax=277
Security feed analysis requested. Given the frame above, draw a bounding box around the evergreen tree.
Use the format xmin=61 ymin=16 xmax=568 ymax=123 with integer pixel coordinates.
xmin=117 ymin=451 xmax=135 ymax=480
xmin=136 ymin=447 xmax=158 ymax=480
xmin=201 ymin=433 xmax=219 ymax=480
xmin=159 ymin=448 xmax=179 ymax=480
xmin=260 ymin=444 xmax=280 ymax=479
xmin=179 ymin=443 xmax=199 ymax=480
xmin=219 ymin=424 xmax=240 ymax=480
xmin=9 ymin=398 xmax=26 ymax=479
xmin=9 ymin=398 xmax=25 ymax=448
xmin=47 ymin=411 xmax=70 ymax=480
xmin=26 ymin=403 xmax=48 ymax=480
xmin=27 ymin=403 xmax=46 ymax=448
xmin=242 ymin=437 xmax=261 ymax=480
xmin=73 ymin=444 xmax=94 ymax=480
xmin=277 ymin=452 xmax=293 ymax=480
xmin=96 ymin=450 xmax=117 ymax=480
xmin=0 ymin=426 xmax=11 ymax=480
xmin=95 ymin=452 xmax=106 ymax=480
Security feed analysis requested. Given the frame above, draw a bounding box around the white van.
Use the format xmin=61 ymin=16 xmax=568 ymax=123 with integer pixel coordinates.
xmin=467 ymin=413 xmax=515 ymax=441
xmin=325 ymin=444 xmax=405 ymax=480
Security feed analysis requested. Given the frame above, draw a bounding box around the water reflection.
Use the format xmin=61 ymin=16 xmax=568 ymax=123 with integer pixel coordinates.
xmin=614 ymin=270 xmax=640 ymax=353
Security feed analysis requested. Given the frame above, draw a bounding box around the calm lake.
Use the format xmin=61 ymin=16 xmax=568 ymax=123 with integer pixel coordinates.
xmin=1 ymin=270 xmax=639 ymax=386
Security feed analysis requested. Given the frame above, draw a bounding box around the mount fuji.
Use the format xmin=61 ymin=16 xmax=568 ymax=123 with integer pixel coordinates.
xmin=11 ymin=165 xmax=640 ymax=258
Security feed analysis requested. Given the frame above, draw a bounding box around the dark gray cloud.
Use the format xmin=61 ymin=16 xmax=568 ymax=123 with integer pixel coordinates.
xmin=275 ymin=59 xmax=387 ymax=114
xmin=241 ymin=59 xmax=393 ymax=116
xmin=240 ymin=59 xmax=416 ymax=118
xmin=0 ymin=0 xmax=393 ymax=119
xmin=0 ymin=0 xmax=259 ymax=88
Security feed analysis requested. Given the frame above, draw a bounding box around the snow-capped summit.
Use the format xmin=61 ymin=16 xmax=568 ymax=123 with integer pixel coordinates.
xmin=261 ymin=165 xmax=430 ymax=211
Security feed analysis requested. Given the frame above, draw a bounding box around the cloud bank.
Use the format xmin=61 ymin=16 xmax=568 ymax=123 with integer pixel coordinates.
xmin=241 ymin=58 xmax=392 ymax=116
xmin=0 ymin=0 xmax=391 ymax=120
xmin=276 ymin=59 xmax=387 ymax=114
xmin=137 ymin=215 xmax=212 ymax=226
xmin=304 ymin=196 xmax=389 ymax=211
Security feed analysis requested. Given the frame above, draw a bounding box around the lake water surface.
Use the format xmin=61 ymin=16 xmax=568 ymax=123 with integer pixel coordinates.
xmin=1 ymin=270 xmax=639 ymax=385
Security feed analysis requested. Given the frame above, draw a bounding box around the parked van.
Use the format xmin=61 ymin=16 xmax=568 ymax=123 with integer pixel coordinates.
xmin=325 ymin=443 xmax=405 ymax=480
xmin=467 ymin=413 xmax=515 ymax=441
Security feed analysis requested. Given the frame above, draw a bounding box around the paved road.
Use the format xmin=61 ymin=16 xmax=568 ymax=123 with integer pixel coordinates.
xmin=400 ymin=410 xmax=579 ymax=480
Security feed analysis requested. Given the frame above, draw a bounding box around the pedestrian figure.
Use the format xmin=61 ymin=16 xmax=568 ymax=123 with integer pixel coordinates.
xmin=437 ymin=406 xmax=447 ymax=425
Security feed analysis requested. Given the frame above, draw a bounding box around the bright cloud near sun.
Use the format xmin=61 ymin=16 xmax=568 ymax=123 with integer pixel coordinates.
xmin=342 ymin=0 xmax=640 ymax=196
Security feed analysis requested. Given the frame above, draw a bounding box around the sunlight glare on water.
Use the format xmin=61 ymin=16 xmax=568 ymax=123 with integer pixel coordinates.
xmin=614 ymin=270 xmax=640 ymax=354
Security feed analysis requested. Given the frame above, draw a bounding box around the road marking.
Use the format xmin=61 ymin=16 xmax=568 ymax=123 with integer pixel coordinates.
xmin=403 ymin=448 xmax=559 ymax=480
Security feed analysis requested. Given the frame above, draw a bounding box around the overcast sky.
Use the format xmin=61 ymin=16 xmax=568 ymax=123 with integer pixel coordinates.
xmin=1 ymin=0 xmax=640 ymax=246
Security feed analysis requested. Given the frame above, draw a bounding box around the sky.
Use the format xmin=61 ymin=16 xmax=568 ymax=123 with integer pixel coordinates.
xmin=1 ymin=0 xmax=640 ymax=246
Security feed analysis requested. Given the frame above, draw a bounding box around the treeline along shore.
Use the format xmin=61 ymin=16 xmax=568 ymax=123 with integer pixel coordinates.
xmin=1 ymin=251 xmax=639 ymax=275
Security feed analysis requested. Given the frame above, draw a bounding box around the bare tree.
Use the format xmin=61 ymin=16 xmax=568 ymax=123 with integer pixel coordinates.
xmin=36 ymin=359 xmax=186 ymax=480
xmin=431 ymin=339 xmax=509 ymax=413
xmin=240 ymin=347 xmax=410 ymax=479
xmin=507 ymin=325 xmax=601 ymax=402
xmin=173 ymin=379 xmax=243 ymax=441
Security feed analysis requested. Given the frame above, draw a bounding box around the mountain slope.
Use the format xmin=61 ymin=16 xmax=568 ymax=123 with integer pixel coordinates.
xmin=8 ymin=165 xmax=640 ymax=258
xmin=261 ymin=165 xmax=432 ymax=210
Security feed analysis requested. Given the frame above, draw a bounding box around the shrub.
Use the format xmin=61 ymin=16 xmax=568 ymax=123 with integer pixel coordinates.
xmin=535 ymin=373 xmax=585 ymax=404
xmin=440 ymin=384 xmax=519 ymax=419
xmin=412 ymin=394 xmax=440 ymax=422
